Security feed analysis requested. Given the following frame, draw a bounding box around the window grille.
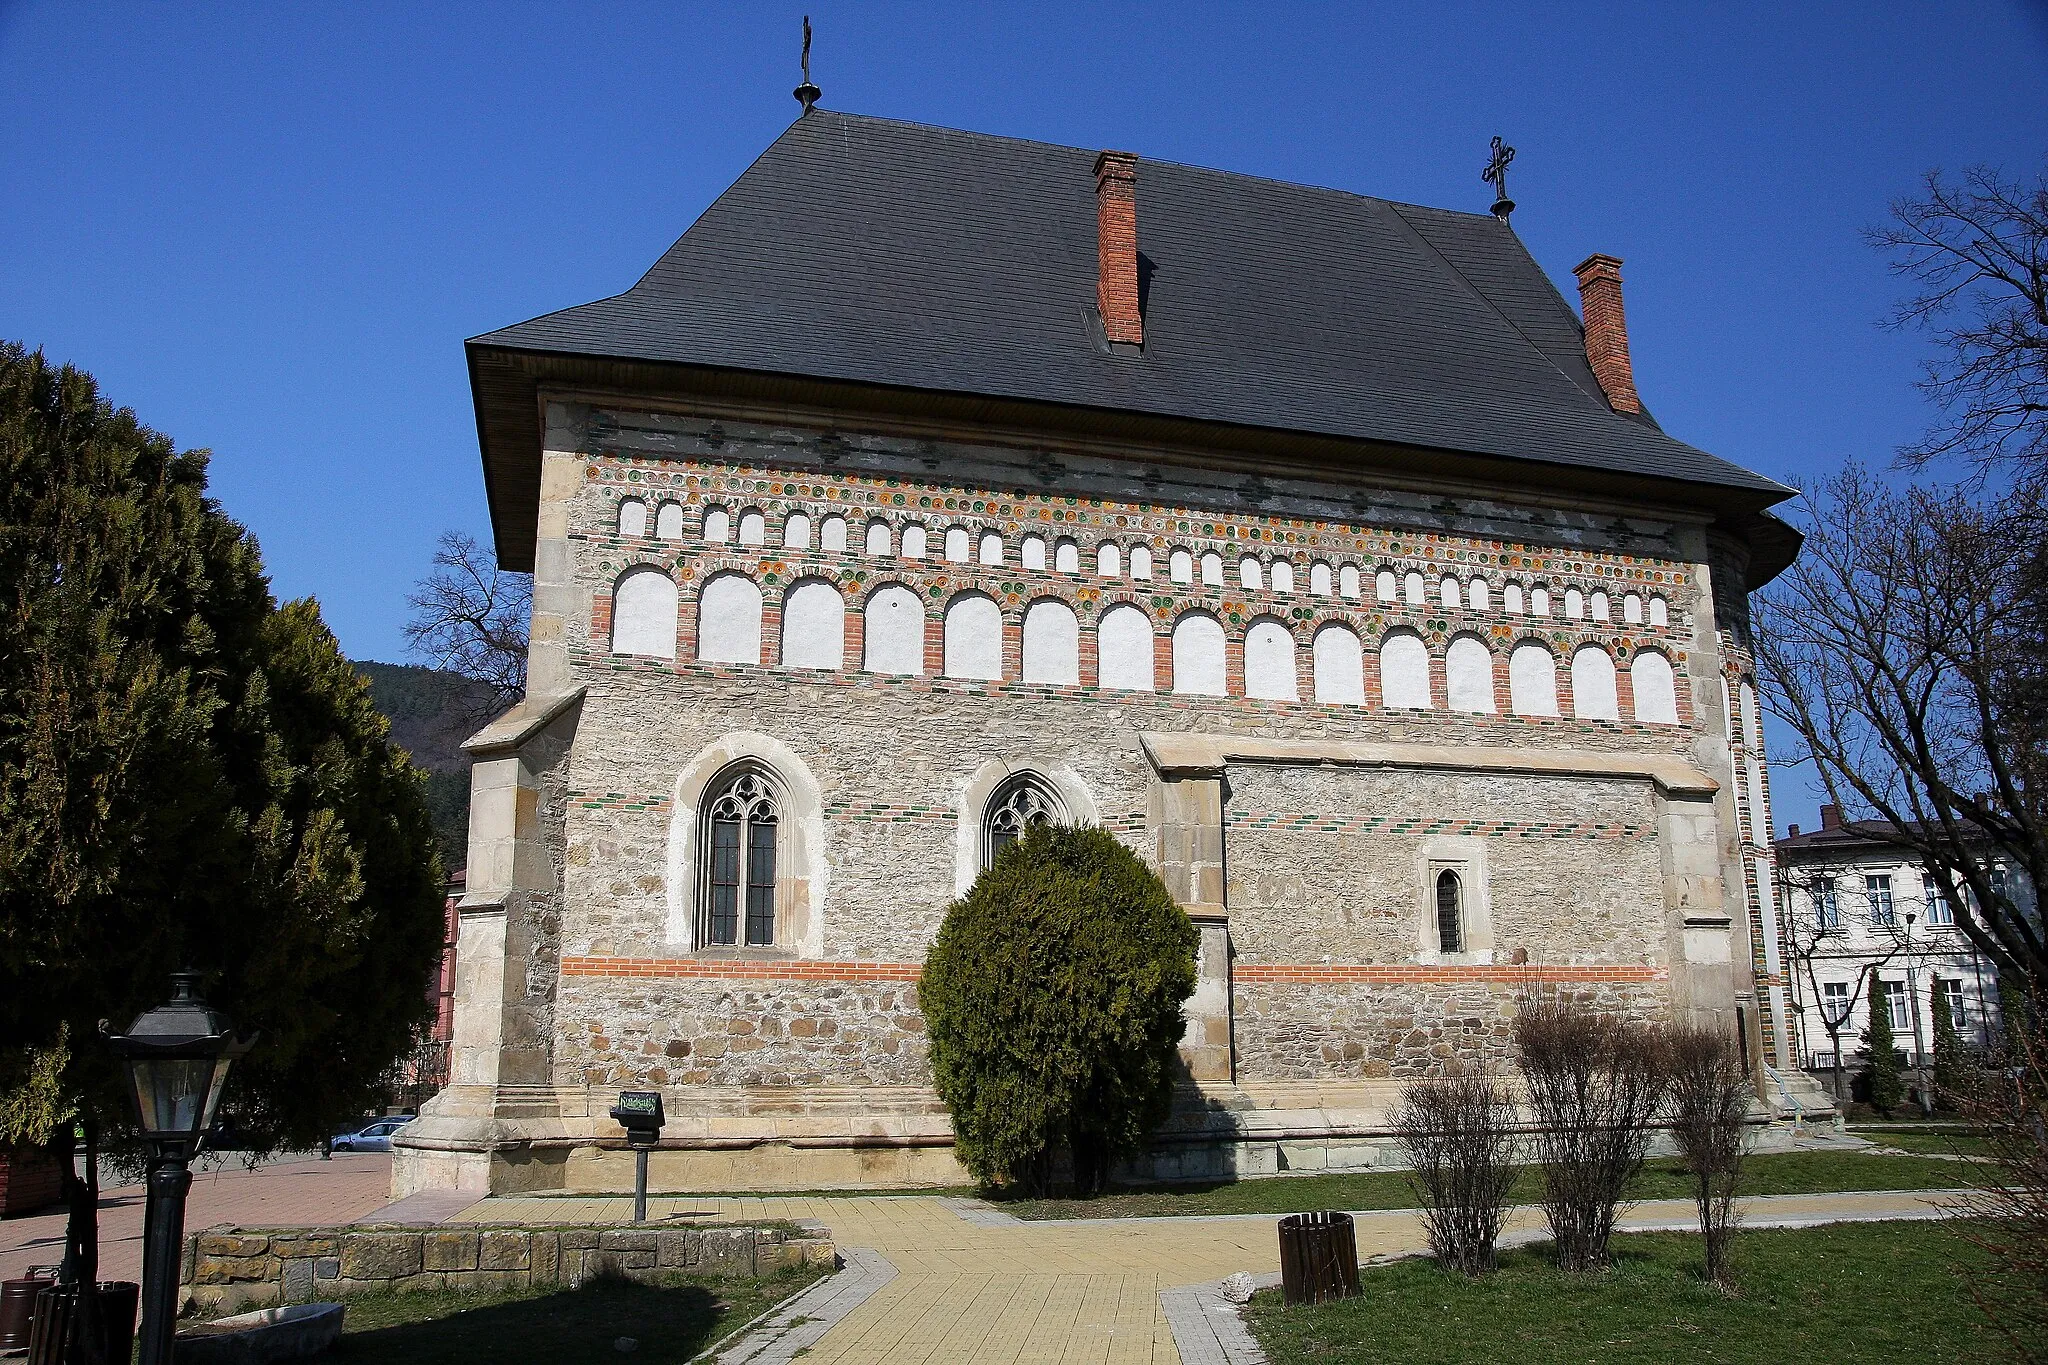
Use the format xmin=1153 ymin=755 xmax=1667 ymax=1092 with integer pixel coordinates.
xmin=1435 ymin=869 xmax=1463 ymax=954
xmin=982 ymin=773 xmax=1065 ymax=869
xmin=702 ymin=769 xmax=779 ymax=947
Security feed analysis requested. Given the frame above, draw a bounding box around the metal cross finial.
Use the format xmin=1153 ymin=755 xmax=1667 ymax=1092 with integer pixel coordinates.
xmin=794 ymin=15 xmax=822 ymax=115
xmin=1482 ymin=136 xmax=1517 ymax=223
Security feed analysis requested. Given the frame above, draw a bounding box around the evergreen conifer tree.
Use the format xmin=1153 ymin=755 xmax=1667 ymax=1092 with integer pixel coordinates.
xmin=1865 ymin=975 xmax=1904 ymax=1116
xmin=0 ymin=344 xmax=444 ymax=1321
xmin=1931 ymin=980 xmax=1966 ymax=1109
xmin=921 ymin=825 xmax=1197 ymax=1197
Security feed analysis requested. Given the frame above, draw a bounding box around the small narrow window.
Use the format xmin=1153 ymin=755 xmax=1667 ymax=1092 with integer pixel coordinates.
xmin=1436 ymin=869 xmax=1463 ymax=953
xmin=702 ymin=768 xmax=779 ymax=947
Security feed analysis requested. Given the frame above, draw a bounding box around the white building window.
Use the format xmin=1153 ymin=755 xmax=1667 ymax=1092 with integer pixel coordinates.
xmin=1623 ymin=592 xmax=1644 ymax=624
xmin=978 ymin=531 xmax=1003 ymax=566
xmin=1339 ymin=564 xmax=1361 ymax=598
xmin=820 ymin=516 xmax=848 ymax=552
xmin=1881 ymin=980 xmax=1910 ymax=1031
xmin=616 ymin=498 xmax=648 ymax=537
xmin=1022 ymin=535 xmax=1047 ymax=571
xmin=703 ymin=506 xmax=732 ymax=543
xmin=1867 ymin=874 xmax=1896 ymax=927
xmin=1467 ymin=578 xmax=1490 ymax=612
xmin=1939 ymin=978 xmax=1968 ymax=1027
xmin=1272 ymin=560 xmax=1295 ymax=594
xmin=1239 ymin=557 xmax=1263 ymax=591
xmin=1200 ymin=551 xmax=1224 ymax=586
xmin=945 ymin=526 xmax=970 ymax=562
xmin=900 ymin=523 xmax=926 ymax=559
xmin=1375 ymin=568 xmax=1398 ymax=603
xmin=1169 ymin=549 xmax=1194 ymax=583
xmin=1404 ymin=570 xmax=1426 ymax=606
xmin=1821 ymin=980 xmax=1850 ymax=1027
xmin=1130 ymin=545 xmax=1153 ymax=579
xmin=1440 ymin=577 xmax=1461 ymax=611
xmin=737 ymin=509 xmax=766 ymax=545
xmin=1054 ymin=538 xmax=1080 ymax=574
xmin=1097 ymin=542 xmax=1121 ymax=577
xmin=1814 ymin=880 xmax=1840 ymax=930
xmin=1590 ymin=590 xmax=1610 ymax=621
xmin=1309 ymin=562 xmax=1333 ymax=596
xmin=783 ymin=511 xmax=814 ymax=550
xmin=1504 ymin=583 xmax=1525 ymax=614
xmin=1648 ymin=595 xmax=1669 ymax=626
xmin=864 ymin=519 xmax=892 ymax=557
xmin=701 ymin=766 xmax=779 ymax=947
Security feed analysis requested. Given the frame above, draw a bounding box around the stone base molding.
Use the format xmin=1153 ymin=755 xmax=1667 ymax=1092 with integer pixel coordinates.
xmin=181 ymin=1221 xmax=834 ymax=1315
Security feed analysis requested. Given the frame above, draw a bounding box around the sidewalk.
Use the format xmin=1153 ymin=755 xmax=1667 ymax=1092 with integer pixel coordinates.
xmin=0 ymin=1155 xmax=396 ymax=1284
xmin=458 ymin=1186 xmax=1966 ymax=1364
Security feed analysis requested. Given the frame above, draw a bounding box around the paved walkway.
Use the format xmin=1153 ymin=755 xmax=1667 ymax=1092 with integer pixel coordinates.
xmin=456 ymin=1186 xmax=1965 ymax=1364
xmin=0 ymin=1155 xmax=395 ymax=1284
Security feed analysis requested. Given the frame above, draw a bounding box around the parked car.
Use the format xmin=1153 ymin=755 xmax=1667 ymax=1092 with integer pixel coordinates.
xmin=329 ymin=1117 xmax=412 ymax=1153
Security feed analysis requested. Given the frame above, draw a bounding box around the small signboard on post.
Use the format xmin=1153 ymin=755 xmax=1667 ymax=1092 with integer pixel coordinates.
xmin=609 ymin=1091 xmax=666 ymax=1221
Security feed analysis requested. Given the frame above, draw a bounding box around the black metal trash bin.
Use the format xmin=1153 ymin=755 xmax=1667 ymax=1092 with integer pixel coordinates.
xmin=26 ymin=1281 xmax=138 ymax=1365
xmin=1277 ymin=1211 xmax=1360 ymax=1305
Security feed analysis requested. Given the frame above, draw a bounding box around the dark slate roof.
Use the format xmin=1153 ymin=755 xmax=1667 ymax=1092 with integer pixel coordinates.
xmin=472 ymin=111 xmax=1787 ymax=502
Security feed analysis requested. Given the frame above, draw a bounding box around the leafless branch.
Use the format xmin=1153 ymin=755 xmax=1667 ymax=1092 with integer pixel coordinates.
xmin=402 ymin=531 xmax=530 ymax=722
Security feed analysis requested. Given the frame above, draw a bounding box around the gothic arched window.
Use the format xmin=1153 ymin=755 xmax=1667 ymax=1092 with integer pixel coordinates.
xmin=982 ymin=773 xmax=1065 ymax=868
xmin=1436 ymin=868 xmax=1464 ymax=954
xmin=702 ymin=767 xmax=780 ymax=947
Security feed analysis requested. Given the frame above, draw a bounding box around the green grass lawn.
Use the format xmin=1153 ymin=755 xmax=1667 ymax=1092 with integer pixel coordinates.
xmin=1848 ymin=1127 xmax=1995 ymax=1157
xmin=1245 ymin=1219 xmax=2002 ymax=1364
xmin=994 ymin=1150 xmax=1971 ymax=1220
xmin=312 ymin=1267 xmax=822 ymax=1364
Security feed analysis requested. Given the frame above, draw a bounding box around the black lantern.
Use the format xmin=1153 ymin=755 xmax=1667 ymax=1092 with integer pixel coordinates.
xmin=104 ymin=973 xmax=255 ymax=1365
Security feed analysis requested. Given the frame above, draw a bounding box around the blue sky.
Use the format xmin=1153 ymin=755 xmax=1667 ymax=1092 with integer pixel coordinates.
xmin=2 ymin=2 xmax=2043 ymax=830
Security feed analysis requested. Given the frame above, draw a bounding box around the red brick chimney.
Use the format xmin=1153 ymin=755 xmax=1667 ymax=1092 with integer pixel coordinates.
xmin=1572 ymin=253 xmax=1642 ymax=414
xmin=1819 ymin=803 xmax=1841 ymax=831
xmin=1094 ymin=151 xmax=1142 ymax=347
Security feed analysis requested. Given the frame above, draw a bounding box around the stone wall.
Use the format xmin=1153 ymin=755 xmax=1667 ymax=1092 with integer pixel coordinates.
xmin=181 ymin=1222 xmax=833 ymax=1315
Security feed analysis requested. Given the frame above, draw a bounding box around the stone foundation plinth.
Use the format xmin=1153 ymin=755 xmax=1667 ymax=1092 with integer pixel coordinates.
xmin=181 ymin=1222 xmax=833 ymax=1316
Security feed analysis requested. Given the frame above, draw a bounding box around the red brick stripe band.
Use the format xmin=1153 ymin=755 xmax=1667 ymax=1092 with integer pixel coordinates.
xmin=559 ymin=957 xmax=1661 ymax=985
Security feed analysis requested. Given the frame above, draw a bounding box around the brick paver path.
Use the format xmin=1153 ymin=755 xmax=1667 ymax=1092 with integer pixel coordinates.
xmin=458 ymin=1186 xmax=1964 ymax=1363
xmin=0 ymin=1155 xmax=395 ymax=1284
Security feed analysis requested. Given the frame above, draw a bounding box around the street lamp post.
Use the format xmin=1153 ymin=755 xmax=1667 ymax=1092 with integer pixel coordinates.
xmin=1903 ymin=913 xmax=1933 ymax=1118
xmin=104 ymin=973 xmax=255 ymax=1365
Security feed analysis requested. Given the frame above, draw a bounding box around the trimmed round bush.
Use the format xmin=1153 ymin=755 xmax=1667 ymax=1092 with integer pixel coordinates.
xmin=921 ymin=825 xmax=1198 ymax=1196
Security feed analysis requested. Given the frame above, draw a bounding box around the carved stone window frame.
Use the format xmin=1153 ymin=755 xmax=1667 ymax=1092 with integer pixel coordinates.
xmin=1417 ymin=835 xmax=1494 ymax=964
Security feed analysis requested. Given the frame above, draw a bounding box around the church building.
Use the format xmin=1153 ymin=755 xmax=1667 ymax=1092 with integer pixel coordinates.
xmin=395 ymin=108 xmax=1807 ymax=1198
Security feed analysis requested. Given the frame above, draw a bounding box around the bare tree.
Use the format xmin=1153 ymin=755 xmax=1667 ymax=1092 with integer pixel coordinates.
xmin=1514 ymin=992 xmax=1670 ymax=1273
xmin=1955 ymin=991 xmax=2048 ymax=1364
xmin=1778 ymin=857 xmax=1908 ymax=1101
xmin=1870 ymin=162 xmax=2048 ymax=476
xmin=403 ymin=531 xmax=530 ymax=722
xmin=1754 ymin=468 xmax=2045 ymax=995
xmin=1392 ymin=1069 xmax=1522 ymax=1275
xmin=1666 ymin=1021 xmax=1753 ymax=1289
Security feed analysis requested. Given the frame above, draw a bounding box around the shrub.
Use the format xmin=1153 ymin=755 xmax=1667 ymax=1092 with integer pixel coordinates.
xmin=1392 ymin=1070 xmax=1521 ymax=1274
xmin=920 ymin=825 xmax=1198 ymax=1197
xmin=1865 ymin=976 xmax=1904 ymax=1117
xmin=1665 ymin=1020 xmax=1751 ymax=1288
xmin=1513 ymin=991 xmax=1670 ymax=1272
xmin=1957 ymin=984 xmax=2048 ymax=1364
xmin=1930 ymin=980 xmax=1966 ymax=1110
